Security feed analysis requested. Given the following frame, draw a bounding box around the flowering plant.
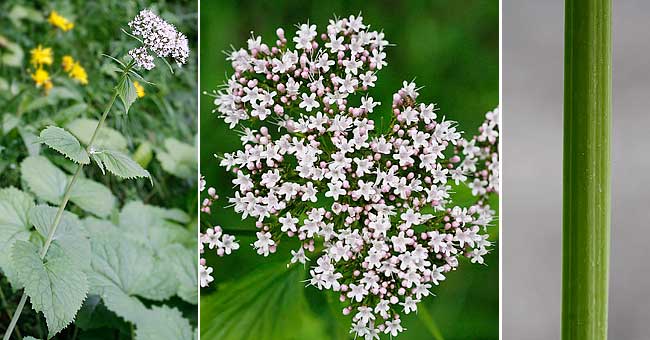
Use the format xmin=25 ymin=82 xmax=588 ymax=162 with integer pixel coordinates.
xmin=205 ymin=14 xmax=499 ymax=339
xmin=0 ymin=4 xmax=197 ymax=339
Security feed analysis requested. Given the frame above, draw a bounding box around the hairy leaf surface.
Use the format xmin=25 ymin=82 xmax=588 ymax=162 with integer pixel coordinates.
xmin=93 ymin=149 xmax=151 ymax=183
xmin=135 ymin=306 xmax=194 ymax=340
xmin=116 ymin=75 xmax=137 ymax=114
xmin=29 ymin=204 xmax=91 ymax=269
xmin=12 ymin=241 xmax=88 ymax=338
xmin=0 ymin=187 xmax=34 ymax=284
xmin=39 ymin=126 xmax=90 ymax=164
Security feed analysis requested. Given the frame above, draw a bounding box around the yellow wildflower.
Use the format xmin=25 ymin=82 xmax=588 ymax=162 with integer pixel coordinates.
xmin=43 ymin=79 xmax=53 ymax=92
xmin=31 ymin=68 xmax=50 ymax=86
xmin=32 ymin=68 xmax=53 ymax=93
xmin=68 ymin=62 xmax=88 ymax=85
xmin=30 ymin=45 xmax=53 ymax=67
xmin=48 ymin=11 xmax=74 ymax=32
xmin=62 ymin=55 xmax=74 ymax=72
xmin=133 ymin=81 xmax=145 ymax=98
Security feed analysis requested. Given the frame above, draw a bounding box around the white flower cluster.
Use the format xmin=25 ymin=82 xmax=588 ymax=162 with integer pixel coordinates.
xmin=459 ymin=107 xmax=500 ymax=197
xmin=210 ymin=14 xmax=497 ymax=339
xmin=128 ymin=9 xmax=189 ymax=70
xmin=199 ymin=175 xmax=239 ymax=287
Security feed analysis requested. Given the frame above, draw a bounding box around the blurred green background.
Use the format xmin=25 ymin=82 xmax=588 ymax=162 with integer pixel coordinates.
xmin=200 ymin=1 xmax=498 ymax=339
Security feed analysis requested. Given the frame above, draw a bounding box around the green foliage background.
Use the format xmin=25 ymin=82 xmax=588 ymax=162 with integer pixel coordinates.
xmin=200 ymin=1 xmax=499 ymax=339
xmin=0 ymin=0 xmax=198 ymax=338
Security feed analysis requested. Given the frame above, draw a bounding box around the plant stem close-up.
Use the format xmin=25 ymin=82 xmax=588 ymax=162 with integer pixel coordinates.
xmin=562 ymin=0 xmax=612 ymax=339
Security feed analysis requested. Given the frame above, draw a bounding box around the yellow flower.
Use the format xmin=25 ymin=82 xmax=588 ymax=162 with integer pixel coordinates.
xmin=48 ymin=11 xmax=74 ymax=32
xmin=31 ymin=68 xmax=50 ymax=86
xmin=69 ymin=62 xmax=88 ymax=85
xmin=133 ymin=81 xmax=145 ymax=98
xmin=30 ymin=45 xmax=53 ymax=67
xmin=32 ymin=68 xmax=53 ymax=93
xmin=43 ymin=79 xmax=53 ymax=92
xmin=62 ymin=55 xmax=74 ymax=72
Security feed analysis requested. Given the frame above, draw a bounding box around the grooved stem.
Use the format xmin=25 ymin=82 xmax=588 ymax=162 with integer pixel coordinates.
xmin=562 ymin=0 xmax=612 ymax=339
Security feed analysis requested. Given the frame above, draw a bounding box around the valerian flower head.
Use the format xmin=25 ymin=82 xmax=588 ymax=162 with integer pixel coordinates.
xmin=209 ymin=14 xmax=498 ymax=338
xmin=457 ymin=107 xmax=500 ymax=197
xmin=127 ymin=9 xmax=189 ymax=69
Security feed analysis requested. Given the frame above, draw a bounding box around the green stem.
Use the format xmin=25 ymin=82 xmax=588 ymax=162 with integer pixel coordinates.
xmin=0 ymin=287 xmax=21 ymax=339
xmin=562 ymin=0 xmax=612 ymax=339
xmin=2 ymin=92 xmax=118 ymax=340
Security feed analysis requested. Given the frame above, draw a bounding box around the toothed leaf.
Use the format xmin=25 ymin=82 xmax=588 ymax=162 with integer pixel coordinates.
xmin=135 ymin=306 xmax=194 ymax=340
xmin=115 ymin=75 xmax=137 ymax=114
xmin=93 ymin=149 xmax=152 ymax=183
xmin=29 ymin=205 xmax=91 ymax=270
xmin=0 ymin=188 xmax=34 ymax=285
xmin=91 ymin=153 xmax=105 ymax=175
xmin=162 ymin=244 xmax=197 ymax=304
xmin=11 ymin=240 xmax=88 ymax=338
xmin=39 ymin=126 xmax=90 ymax=164
xmin=88 ymin=234 xmax=159 ymax=323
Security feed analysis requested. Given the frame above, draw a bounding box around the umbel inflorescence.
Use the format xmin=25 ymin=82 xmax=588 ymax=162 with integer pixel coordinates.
xmin=207 ymin=14 xmax=498 ymax=339
xmin=128 ymin=9 xmax=190 ymax=70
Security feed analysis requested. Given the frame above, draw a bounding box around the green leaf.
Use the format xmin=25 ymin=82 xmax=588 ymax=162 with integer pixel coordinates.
xmin=70 ymin=178 xmax=116 ymax=218
xmin=2 ymin=113 xmax=19 ymax=133
xmin=161 ymin=244 xmax=197 ymax=304
xmin=115 ymin=75 xmax=137 ymax=114
xmin=93 ymin=149 xmax=151 ymax=183
xmin=11 ymin=240 xmax=88 ymax=338
xmin=21 ymin=156 xmax=67 ymax=203
xmin=23 ymin=337 xmax=41 ymax=340
xmin=65 ymin=118 xmax=127 ymax=151
xmin=0 ymin=188 xmax=34 ymax=279
xmin=76 ymin=294 xmax=129 ymax=331
xmin=201 ymin=263 xmax=328 ymax=340
xmin=88 ymin=234 xmax=168 ymax=323
xmin=21 ymin=156 xmax=115 ymax=217
xmin=0 ymin=34 xmax=24 ymax=67
xmin=132 ymin=142 xmax=153 ymax=168
xmin=133 ymin=257 xmax=178 ymax=301
xmin=19 ymin=128 xmax=42 ymax=156
xmin=156 ymin=138 xmax=197 ymax=179
xmin=29 ymin=205 xmax=91 ymax=270
xmin=56 ymin=103 xmax=88 ymax=121
xmin=135 ymin=306 xmax=194 ymax=340
xmin=118 ymin=201 xmax=189 ymax=250
xmin=39 ymin=126 xmax=90 ymax=164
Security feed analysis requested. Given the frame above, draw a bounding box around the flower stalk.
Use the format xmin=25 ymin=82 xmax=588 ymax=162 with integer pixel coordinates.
xmin=562 ymin=0 xmax=612 ymax=339
xmin=2 ymin=92 xmax=118 ymax=340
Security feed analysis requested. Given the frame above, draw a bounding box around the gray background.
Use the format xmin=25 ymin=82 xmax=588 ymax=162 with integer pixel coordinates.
xmin=504 ymin=1 xmax=650 ymax=339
